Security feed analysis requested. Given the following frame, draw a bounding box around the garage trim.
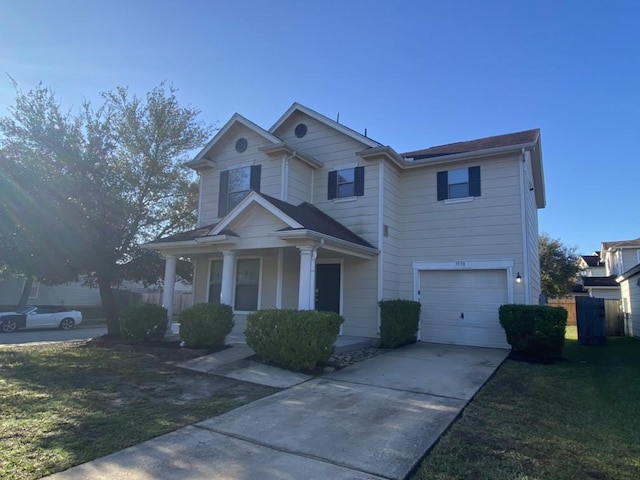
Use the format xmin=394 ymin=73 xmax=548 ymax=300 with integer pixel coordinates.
xmin=412 ymin=259 xmax=514 ymax=341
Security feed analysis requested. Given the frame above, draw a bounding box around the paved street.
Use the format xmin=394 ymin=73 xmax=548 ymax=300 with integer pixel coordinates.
xmin=0 ymin=326 xmax=107 ymax=345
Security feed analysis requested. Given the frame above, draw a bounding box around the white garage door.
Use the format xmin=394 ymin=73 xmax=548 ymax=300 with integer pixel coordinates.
xmin=419 ymin=269 xmax=509 ymax=349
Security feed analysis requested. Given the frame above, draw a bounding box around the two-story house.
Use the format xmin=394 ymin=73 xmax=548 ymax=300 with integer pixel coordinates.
xmin=145 ymin=103 xmax=545 ymax=349
xmin=578 ymin=252 xmax=605 ymax=277
xmin=578 ymin=239 xmax=640 ymax=300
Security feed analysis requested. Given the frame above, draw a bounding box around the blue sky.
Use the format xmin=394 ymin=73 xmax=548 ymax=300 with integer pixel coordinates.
xmin=1 ymin=0 xmax=638 ymax=254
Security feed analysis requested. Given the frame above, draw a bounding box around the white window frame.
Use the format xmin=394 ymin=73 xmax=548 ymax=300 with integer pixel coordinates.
xmin=336 ymin=168 xmax=356 ymax=199
xmin=226 ymin=166 xmax=252 ymax=212
xmin=447 ymin=167 xmax=470 ymax=199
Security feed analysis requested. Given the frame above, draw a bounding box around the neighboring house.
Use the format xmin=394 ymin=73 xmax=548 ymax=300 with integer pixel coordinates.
xmin=0 ymin=277 xmax=183 ymax=308
xmin=144 ymin=103 xmax=545 ymax=349
xmin=578 ymin=252 xmax=605 ymax=277
xmin=617 ymin=263 xmax=640 ymax=338
xmin=0 ymin=277 xmax=103 ymax=307
xmin=576 ymin=238 xmax=640 ymax=300
xmin=601 ymin=239 xmax=640 ymax=277
xmin=580 ymin=276 xmax=621 ymax=300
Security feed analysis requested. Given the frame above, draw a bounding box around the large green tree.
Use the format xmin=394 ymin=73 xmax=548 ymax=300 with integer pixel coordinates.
xmin=539 ymin=233 xmax=581 ymax=298
xmin=0 ymin=82 xmax=213 ymax=334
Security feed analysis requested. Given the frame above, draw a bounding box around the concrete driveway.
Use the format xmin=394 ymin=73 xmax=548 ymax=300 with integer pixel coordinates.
xmin=46 ymin=342 xmax=508 ymax=480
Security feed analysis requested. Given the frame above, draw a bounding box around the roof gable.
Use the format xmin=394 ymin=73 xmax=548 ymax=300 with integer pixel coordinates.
xmin=211 ymin=192 xmax=303 ymax=235
xmin=188 ymin=113 xmax=282 ymax=170
xmin=270 ymin=102 xmax=381 ymax=149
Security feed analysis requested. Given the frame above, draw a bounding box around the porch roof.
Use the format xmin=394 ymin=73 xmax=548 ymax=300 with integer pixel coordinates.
xmin=143 ymin=193 xmax=376 ymax=254
xmin=257 ymin=194 xmax=375 ymax=249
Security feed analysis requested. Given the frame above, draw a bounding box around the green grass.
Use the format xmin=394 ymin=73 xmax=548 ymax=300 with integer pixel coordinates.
xmin=0 ymin=342 xmax=278 ymax=480
xmin=411 ymin=327 xmax=640 ymax=480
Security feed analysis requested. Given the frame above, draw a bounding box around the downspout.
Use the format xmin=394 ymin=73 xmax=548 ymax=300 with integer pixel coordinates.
xmin=519 ymin=148 xmax=531 ymax=304
xmin=281 ymin=152 xmax=295 ymax=201
xmin=310 ymin=239 xmax=324 ymax=310
xmin=377 ymin=162 xmax=384 ymax=332
xmin=196 ymin=172 xmax=203 ymax=227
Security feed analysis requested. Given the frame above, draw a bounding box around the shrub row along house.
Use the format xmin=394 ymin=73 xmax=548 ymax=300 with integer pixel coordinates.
xmin=144 ymin=103 xmax=545 ymax=349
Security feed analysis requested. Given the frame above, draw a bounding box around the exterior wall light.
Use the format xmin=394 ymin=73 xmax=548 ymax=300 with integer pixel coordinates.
xmin=516 ymin=272 xmax=522 ymax=283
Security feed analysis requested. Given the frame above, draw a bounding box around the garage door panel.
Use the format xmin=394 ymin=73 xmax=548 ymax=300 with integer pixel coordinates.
xmin=419 ymin=269 xmax=509 ymax=349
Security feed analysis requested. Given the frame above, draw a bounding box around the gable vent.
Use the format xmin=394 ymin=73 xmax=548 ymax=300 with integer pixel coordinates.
xmin=294 ymin=123 xmax=308 ymax=138
xmin=235 ymin=138 xmax=248 ymax=153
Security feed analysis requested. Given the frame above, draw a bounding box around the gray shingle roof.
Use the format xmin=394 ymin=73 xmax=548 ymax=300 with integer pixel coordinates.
xmin=601 ymin=238 xmax=640 ymax=250
xmin=149 ymin=223 xmax=218 ymax=244
xmin=149 ymin=194 xmax=374 ymax=250
xmin=258 ymin=194 xmax=375 ymax=248
xmin=580 ymin=255 xmax=603 ymax=267
xmin=401 ymin=129 xmax=540 ymax=160
xmin=582 ymin=276 xmax=619 ymax=287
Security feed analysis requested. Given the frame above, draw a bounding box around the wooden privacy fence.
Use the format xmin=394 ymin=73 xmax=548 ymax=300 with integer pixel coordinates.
xmin=548 ymin=298 xmax=577 ymax=325
xmin=140 ymin=292 xmax=193 ymax=314
xmin=548 ymin=297 xmax=624 ymax=336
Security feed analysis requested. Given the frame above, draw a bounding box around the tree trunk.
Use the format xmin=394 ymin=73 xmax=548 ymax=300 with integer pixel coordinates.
xmin=97 ymin=274 xmax=120 ymax=337
xmin=18 ymin=278 xmax=33 ymax=306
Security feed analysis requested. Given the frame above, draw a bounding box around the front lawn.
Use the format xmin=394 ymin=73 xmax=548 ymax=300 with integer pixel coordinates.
xmin=412 ymin=327 xmax=640 ymax=480
xmin=0 ymin=341 xmax=278 ymax=480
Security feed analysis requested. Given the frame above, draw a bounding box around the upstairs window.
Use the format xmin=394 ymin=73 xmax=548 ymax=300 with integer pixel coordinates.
xmin=437 ymin=166 xmax=481 ymax=201
xmin=328 ymin=166 xmax=365 ymax=200
xmin=218 ymin=165 xmax=261 ymax=217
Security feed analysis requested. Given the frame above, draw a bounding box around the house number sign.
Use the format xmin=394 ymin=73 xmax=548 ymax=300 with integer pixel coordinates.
xmin=454 ymin=261 xmax=466 ymax=267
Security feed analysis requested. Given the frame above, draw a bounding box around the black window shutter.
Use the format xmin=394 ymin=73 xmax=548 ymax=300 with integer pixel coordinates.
xmin=354 ymin=166 xmax=365 ymax=196
xmin=437 ymin=171 xmax=448 ymax=201
xmin=328 ymin=170 xmax=337 ymax=200
xmin=469 ymin=166 xmax=481 ymax=197
xmin=250 ymin=164 xmax=261 ymax=192
xmin=218 ymin=170 xmax=229 ymax=218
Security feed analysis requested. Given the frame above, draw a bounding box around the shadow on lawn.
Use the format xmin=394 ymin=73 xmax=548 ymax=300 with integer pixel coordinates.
xmin=0 ymin=342 xmax=278 ymax=478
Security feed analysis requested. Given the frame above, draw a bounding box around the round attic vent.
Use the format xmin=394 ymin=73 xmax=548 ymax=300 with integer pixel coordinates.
xmin=294 ymin=123 xmax=308 ymax=138
xmin=235 ymin=138 xmax=248 ymax=153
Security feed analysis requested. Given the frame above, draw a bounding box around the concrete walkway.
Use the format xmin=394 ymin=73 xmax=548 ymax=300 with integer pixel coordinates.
xmin=46 ymin=343 xmax=508 ymax=480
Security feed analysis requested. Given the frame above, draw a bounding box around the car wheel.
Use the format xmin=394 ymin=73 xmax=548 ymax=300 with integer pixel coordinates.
xmin=1 ymin=319 xmax=18 ymax=333
xmin=59 ymin=318 xmax=75 ymax=330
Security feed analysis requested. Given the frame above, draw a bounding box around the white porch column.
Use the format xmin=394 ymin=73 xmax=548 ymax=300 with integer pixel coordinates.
xmin=162 ymin=254 xmax=177 ymax=333
xmin=297 ymin=246 xmax=314 ymax=310
xmin=220 ymin=250 xmax=236 ymax=306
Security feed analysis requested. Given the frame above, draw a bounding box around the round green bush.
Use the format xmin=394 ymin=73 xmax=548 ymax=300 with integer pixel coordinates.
xmin=120 ymin=303 xmax=168 ymax=343
xmin=179 ymin=303 xmax=234 ymax=348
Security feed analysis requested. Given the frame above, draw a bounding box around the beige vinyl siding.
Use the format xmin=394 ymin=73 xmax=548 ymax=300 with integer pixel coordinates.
xmin=620 ymin=278 xmax=640 ymax=338
xmin=192 ymin=255 xmax=212 ymax=304
xmin=621 ymin=249 xmax=640 ymax=275
xmin=281 ymin=249 xmax=300 ymax=309
xmin=396 ymin=155 xmax=526 ymax=304
xmin=276 ymin=112 xmax=380 ymax=247
xmin=341 ymin=256 xmax=379 ymax=337
xmin=524 ymin=154 xmax=541 ymax=303
xmin=588 ymin=288 xmax=621 ymax=300
xmin=225 ymin=207 xmax=291 ymax=250
xmin=198 ymin=128 xmax=283 ymax=225
xmin=286 ymin=158 xmax=313 ymax=205
xmin=382 ymin=162 xmax=402 ymax=299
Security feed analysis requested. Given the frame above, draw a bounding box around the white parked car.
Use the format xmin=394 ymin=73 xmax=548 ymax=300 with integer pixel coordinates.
xmin=0 ymin=306 xmax=83 ymax=333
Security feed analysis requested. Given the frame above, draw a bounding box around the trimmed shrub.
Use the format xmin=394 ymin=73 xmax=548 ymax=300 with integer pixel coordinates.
xmin=499 ymin=304 xmax=567 ymax=361
xmin=120 ymin=303 xmax=168 ymax=343
xmin=245 ymin=309 xmax=344 ymax=371
xmin=179 ymin=303 xmax=234 ymax=349
xmin=378 ymin=299 xmax=421 ymax=348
